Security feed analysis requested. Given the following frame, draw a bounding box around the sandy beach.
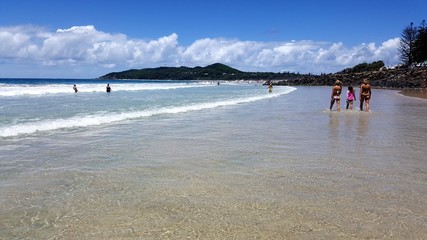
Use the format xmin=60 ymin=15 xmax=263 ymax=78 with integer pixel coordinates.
xmin=398 ymin=88 xmax=427 ymax=100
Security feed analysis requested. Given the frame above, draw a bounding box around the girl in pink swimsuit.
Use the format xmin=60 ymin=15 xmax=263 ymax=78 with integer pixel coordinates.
xmin=346 ymin=86 xmax=356 ymax=110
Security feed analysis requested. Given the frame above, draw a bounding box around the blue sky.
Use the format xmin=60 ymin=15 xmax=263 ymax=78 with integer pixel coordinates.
xmin=0 ymin=0 xmax=426 ymax=78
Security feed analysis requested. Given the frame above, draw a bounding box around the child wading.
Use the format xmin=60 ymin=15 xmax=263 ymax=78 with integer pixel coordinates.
xmin=346 ymin=86 xmax=356 ymax=110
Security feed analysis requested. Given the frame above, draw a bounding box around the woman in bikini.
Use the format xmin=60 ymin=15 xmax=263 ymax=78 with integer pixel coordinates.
xmin=360 ymin=79 xmax=371 ymax=112
xmin=330 ymin=80 xmax=342 ymax=111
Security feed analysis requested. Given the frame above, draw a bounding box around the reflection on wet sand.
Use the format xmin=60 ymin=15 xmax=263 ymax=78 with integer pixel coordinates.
xmin=356 ymin=113 xmax=370 ymax=140
xmin=328 ymin=112 xmax=340 ymax=144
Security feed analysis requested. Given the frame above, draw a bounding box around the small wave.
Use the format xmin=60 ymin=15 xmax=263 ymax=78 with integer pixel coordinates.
xmin=0 ymin=83 xmax=211 ymax=97
xmin=0 ymin=87 xmax=296 ymax=137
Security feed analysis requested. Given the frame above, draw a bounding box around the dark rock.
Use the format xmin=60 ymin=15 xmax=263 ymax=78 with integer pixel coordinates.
xmin=276 ymin=66 xmax=427 ymax=88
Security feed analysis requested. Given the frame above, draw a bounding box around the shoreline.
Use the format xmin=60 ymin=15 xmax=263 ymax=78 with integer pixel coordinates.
xmin=396 ymin=88 xmax=427 ymax=100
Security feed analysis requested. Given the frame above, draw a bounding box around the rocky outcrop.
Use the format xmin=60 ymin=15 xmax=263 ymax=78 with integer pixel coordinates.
xmin=276 ymin=66 xmax=427 ymax=88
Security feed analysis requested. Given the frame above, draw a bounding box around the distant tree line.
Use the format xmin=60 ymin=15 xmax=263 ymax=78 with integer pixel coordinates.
xmin=399 ymin=20 xmax=427 ymax=66
xmin=338 ymin=60 xmax=385 ymax=74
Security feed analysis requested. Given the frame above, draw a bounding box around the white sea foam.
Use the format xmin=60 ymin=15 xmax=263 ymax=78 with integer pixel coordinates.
xmin=0 ymin=83 xmax=211 ymax=97
xmin=0 ymin=86 xmax=296 ymax=137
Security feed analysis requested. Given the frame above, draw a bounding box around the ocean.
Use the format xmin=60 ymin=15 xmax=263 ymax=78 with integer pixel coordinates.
xmin=0 ymin=79 xmax=426 ymax=239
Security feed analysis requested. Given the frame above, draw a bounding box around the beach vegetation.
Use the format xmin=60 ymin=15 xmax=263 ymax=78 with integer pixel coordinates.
xmin=98 ymin=63 xmax=301 ymax=81
xmin=413 ymin=20 xmax=427 ymax=65
xmin=399 ymin=20 xmax=427 ymax=66
xmin=338 ymin=61 xmax=385 ymax=74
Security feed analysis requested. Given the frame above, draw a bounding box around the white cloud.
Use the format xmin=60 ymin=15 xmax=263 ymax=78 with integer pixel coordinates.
xmin=0 ymin=25 xmax=401 ymax=78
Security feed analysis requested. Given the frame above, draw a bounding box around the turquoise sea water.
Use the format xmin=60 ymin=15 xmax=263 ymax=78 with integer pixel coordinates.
xmin=0 ymin=79 xmax=426 ymax=239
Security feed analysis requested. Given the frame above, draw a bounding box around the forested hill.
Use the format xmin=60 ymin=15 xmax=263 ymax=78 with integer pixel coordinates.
xmin=98 ymin=63 xmax=301 ymax=80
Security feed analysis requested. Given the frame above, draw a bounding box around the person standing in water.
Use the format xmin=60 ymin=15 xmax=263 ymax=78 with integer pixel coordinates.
xmin=106 ymin=84 xmax=111 ymax=93
xmin=360 ymin=79 xmax=371 ymax=112
xmin=329 ymin=80 xmax=342 ymax=111
xmin=346 ymin=86 xmax=356 ymax=110
xmin=73 ymin=84 xmax=78 ymax=93
xmin=268 ymin=81 xmax=273 ymax=93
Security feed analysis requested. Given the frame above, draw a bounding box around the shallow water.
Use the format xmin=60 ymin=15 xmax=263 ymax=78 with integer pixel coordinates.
xmin=0 ymin=82 xmax=426 ymax=239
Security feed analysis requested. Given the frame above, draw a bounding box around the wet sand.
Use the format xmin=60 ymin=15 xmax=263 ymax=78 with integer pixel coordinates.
xmin=398 ymin=88 xmax=427 ymax=100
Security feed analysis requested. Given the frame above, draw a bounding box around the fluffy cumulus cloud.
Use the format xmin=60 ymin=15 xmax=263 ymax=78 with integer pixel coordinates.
xmin=0 ymin=25 xmax=400 ymax=78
